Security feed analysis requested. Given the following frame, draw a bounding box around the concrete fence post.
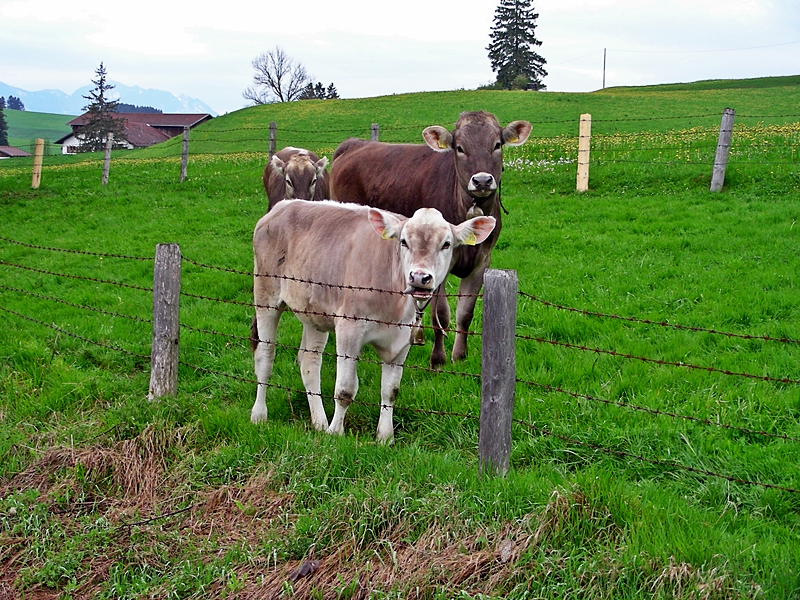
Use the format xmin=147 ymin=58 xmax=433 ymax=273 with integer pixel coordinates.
xmin=479 ymin=268 xmax=518 ymax=478
xmin=149 ymin=243 xmax=181 ymax=400
xmin=371 ymin=123 xmax=380 ymax=141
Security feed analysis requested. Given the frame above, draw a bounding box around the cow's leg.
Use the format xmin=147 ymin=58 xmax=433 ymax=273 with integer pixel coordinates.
xmin=251 ymin=304 xmax=283 ymax=424
xmin=297 ymin=326 xmax=329 ymax=431
xmin=374 ymin=343 xmax=410 ymax=443
xmin=327 ymin=330 xmax=362 ymax=436
xmin=430 ymin=282 xmax=450 ymax=369
xmin=452 ymin=263 xmax=487 ymax=363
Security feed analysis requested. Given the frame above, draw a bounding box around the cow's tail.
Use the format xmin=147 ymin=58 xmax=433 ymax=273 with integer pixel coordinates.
xmin=250 ymin=315 xmax=260 ymax=352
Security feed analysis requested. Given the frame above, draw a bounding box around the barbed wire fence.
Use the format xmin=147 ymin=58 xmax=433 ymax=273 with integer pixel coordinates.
xmin=8 ymin=109 xmax=800 ymax=190
xmin=2 ymin=234 xmax=799 ymax=494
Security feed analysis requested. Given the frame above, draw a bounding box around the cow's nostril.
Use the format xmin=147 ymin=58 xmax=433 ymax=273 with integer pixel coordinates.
xmin=421 ymin=273 xmax=433 ymax=286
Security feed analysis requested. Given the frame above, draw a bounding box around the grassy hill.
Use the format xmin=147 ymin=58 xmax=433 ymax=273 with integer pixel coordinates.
xmin=3 ymin=109 xmax=74 ymax=152
xmin=1 ymin=75 xmax=799 ymax=598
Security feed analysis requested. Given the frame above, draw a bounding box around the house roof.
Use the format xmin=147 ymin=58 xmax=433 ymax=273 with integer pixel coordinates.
xmin=0 ymin=146 xmax=32 ymax=158
xmin=67 ymin=113 xmax=213 ymax=128
xmin=125 ymin=121 xmax=172 ymax=147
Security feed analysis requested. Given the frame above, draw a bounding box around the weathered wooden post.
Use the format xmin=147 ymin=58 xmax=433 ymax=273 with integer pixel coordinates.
xmin=269 ymin=121 xmax=277 ymax=158
xmin=371 ymin=123 xmax=380 ymax=142
xmin=710 ymin=108 xmax=735 ymax=192
xmin=31 ymin=138 xmax=44 ymax=189
xmin=149 ymin=243 xmax=181 ymax=400
xmin=101 ymin=133 xmax=113 ymax=186
xmin=180 ymin=126 xmax=190 ymax=183
xmin=479 ymin=269 xmax=518 ymax=478
xmin=576 ymin=113 xmax=591 ymax=192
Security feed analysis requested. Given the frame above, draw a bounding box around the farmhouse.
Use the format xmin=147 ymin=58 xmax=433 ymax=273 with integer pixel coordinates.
xmin=0 ymin=146 xmax=32 ymax=159
xmin=56 ymin=112 xmax=213 ymax=154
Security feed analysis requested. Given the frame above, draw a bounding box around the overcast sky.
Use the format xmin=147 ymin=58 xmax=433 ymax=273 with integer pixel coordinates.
xmin=2 ymin=0 xmax=799 ymax=115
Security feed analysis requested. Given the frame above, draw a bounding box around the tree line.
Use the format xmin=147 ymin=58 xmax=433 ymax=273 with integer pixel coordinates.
xmin=0 ymin=96 xmax=26 ymax=111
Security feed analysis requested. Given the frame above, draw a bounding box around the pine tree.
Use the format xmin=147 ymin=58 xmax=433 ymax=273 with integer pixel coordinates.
xmin=0 ymin=105 xmax=9 ymax=146
xmin=487 ymin=0 xmax=547 ymax=90
xmin=78 ymin=63 xmax=128 ymax=152
xmin=326 ymin=83 xmax=339 ymax=99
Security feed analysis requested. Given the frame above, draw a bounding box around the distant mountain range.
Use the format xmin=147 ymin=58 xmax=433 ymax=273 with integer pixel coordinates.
xmin=0 ymin=81 xmax=217 ymax=116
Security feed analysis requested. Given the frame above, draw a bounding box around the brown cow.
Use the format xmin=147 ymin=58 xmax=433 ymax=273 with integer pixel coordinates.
xmin=251 ymin=199 xmax=495 ymax=442
xmin=329 ymin=111 xmax=531 ymax=368
xmin=263 ymin=146 xmax=329 ymax=208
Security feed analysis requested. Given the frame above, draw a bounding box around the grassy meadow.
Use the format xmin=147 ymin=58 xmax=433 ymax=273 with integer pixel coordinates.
xmin=1 ymin=76 xmax=800 ymax=598
xmin=3 ymin=109 xmax=74 ymax=153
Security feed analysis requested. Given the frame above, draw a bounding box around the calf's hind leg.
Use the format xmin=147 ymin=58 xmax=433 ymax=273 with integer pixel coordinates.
xmin=251 ymin=304 xmax=283 ymax=424
xmin=297 ymin=326 xmax=330 ymax=432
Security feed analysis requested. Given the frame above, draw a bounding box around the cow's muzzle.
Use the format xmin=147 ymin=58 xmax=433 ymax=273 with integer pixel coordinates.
xmin=404 ymin=270 xmax=435 ymax=299
xmin=467 ymin=172 xmax=497 ymax=198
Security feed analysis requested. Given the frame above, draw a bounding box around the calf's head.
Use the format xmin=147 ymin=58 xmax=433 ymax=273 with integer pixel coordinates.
xmin=271 ymin=151 xmax=328 ymax=200
xmin=368 ymin=207 xmax=496 ymax=299
xmin=422 ymin=111 xmax=532 ymax=202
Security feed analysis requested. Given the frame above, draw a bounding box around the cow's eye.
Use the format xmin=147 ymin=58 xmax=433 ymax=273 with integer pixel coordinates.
xmin=456 ymin=146 xmax=465 ymax=154
xmin=285 ymin=179 xmax=293 ymax=187
xmin=494 ymin=142 xmax=502 ymax=151
xmin=400 ymin=239 xmax=408 ymax=248
xmin=442 ymin=241 xmax=451 ymax=250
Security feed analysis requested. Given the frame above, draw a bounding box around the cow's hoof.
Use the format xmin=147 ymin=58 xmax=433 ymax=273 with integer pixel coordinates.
xmin=250 ymin=411 xmax=268 ymax=424
xmin=429 ymin=353 xmax=446 ymax=370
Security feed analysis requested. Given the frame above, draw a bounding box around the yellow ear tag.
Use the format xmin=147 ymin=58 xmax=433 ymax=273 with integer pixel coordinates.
xmin=381 ymin=231 xmax=393 ymax=240
xmin=438 ymin=139 xmax=449 ymax=149
xmin=463 ymin=231 xmax=477 ymax=246
xmin=507 ymin=135 xmax=518 ymax=144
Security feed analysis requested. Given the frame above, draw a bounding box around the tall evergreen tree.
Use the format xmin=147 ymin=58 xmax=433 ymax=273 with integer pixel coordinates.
xmin=487 ymin=0 xmax=547 ymax=90
xmin=0 ymin=105 xmax=9 ymax=146
xmin=79 ymin=63 xmax=128 ymax=152
xmin=326 ymin=83 xmax=339 ymax=99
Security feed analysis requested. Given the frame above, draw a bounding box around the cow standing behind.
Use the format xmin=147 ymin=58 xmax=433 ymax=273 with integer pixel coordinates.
xmin=251 ymin=199 xmax=495 ymax=442
xmin=263 ymin=147 xmax=329 ymax=208
xmin=330 ymin=111 xmax=531 ymax=368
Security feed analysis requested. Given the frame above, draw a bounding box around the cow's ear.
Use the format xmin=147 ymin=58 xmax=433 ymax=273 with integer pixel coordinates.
xmin=315 ymin=156 xmax=328 ymax=176
xmin=502 ymin=121 xmax=532 ymax=146
xmin=422 ymin=126 xmax=453 ymax=152
xmin=270 ymin=155 xmax=286 ymax=174
xmin=369 ymin=209 xmax=405 ymax=240
xmin=454 ymin=216 xmax=496 ymax=246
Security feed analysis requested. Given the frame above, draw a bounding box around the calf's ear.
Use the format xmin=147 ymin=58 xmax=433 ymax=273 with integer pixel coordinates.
xmin=369 ymin=209 xmax=405 ymax=240
xmin=503 ymin=121 xmax=532 ymax=146
xmin=270 ymin=155 xmax=286 ymax=174
xmin=454 ymin=216 xmax=496 ymax=246
xmin=422 ymin=126 xmax=453 ymax=152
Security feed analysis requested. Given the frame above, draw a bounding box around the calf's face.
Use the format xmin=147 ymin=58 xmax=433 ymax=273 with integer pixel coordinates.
xmin=271 ymin=153 xmax=328 ymax=200
xmin=368 ymin=207 xmax=496 ymax=299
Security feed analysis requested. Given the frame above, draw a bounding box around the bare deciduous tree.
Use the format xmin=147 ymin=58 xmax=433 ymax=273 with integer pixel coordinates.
xmin=243 ymin=46 xmax=311 ymax=104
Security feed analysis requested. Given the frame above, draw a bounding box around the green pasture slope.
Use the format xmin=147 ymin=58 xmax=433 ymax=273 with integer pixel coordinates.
xmin=2 ymin=109 xmax=74 ymax=152
xmin=1 ymin=75 xmax=799 ymax=598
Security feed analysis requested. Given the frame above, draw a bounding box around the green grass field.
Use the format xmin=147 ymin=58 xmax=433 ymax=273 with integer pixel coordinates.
xmin=1 ymin=76 xmax=799 ymax=598
xmin=3 ymin=109 xmax=74 ymax=153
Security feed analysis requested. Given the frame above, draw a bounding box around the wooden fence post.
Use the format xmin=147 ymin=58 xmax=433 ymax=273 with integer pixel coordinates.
xmin=31 ymin=138 xmax=44 ymax=189
xmin=101 ymin=133 xmax=113 ymax=186
xmin=149 ymin=243 xmax=181 ymax=400
xmin=479 ymin=268 xmax=518 ymax=478
xmin=576 ymin=113 xmax=591 ymax=192
xmin=371 ymin=123 xmax=380 ymax=142
xmin=710 ymin=108 xmax=735 ymax=192
xmin=269 ymin=122 xmax=277 ymax=158
xmin=180 ymin=126 xmax=190 ymax=183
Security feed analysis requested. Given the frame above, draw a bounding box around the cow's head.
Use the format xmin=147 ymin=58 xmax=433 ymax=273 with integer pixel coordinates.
xmin=368 ymin=207 xmax=496 ymax=299
xmin=271 ymin=151 xmax=328 ymax=200
xmin=422 ymin=111 xmax=531 ymax=204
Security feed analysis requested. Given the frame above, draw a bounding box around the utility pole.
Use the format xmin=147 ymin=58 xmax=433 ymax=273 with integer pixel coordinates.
xmin=603 ymin=48 xmax=607 ymax=89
